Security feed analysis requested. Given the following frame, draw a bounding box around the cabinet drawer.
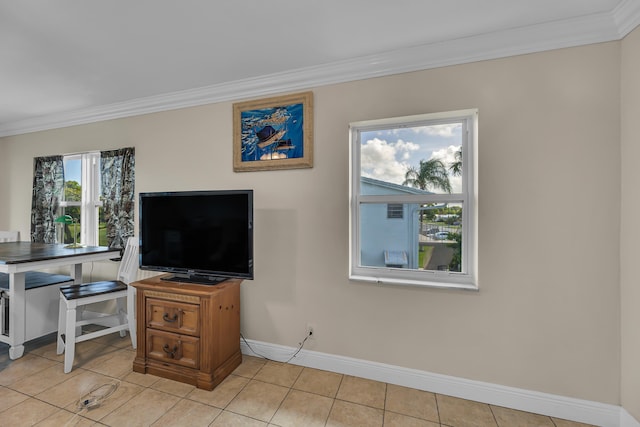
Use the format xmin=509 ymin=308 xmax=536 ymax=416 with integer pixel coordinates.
xmin=147 ymin=329 xmax=199 ymax=369
xmin=147 ymin=298 xmax=200 ymax=336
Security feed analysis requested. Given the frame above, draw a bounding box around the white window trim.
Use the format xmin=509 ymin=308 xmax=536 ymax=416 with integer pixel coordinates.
xmin=82 ymin=152 xmax=102 ymax=246
xmin=60 ymin=151 xmax=102 ymax=246
xmin=349 ymin=109 xmax=478 ymax=290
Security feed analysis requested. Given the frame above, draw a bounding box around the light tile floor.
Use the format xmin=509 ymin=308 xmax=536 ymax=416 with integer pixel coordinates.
xmin=0 ymin=333 xmax=597 ymax=427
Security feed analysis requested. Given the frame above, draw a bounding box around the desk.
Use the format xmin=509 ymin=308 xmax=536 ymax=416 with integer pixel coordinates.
xmin=0 ymin=242 xmax=120 ymax=359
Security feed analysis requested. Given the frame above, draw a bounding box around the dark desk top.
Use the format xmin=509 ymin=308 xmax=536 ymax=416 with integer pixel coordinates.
xmin=0 ymin=242 xmax=119 ymax=264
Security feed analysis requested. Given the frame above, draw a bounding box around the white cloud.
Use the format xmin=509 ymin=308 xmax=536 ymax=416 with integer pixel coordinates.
xmin=413 ymin=124 xmax=460 ymax=138
xmin=395 ymin=139 xmax=420 ymax=151
xmin=430 ymin=145 xmax=459 ymax=163
xmin=430 ymin=145 xmax=462 ymax=193
xmin=361 ymin=137 xmax=463 ymax=193
xmin=360 ymin=138 xmax=419 ymax=184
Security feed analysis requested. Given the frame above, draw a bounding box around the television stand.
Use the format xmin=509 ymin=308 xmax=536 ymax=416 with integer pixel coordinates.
xmin=132 ymin=274 xmax=242 ymax=390
xmin=161 ymin=274 xmax=228 ymax=286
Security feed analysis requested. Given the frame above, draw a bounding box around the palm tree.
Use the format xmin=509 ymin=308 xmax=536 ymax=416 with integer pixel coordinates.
xmin=403 ymin=158 xmax=452 ymax=193
xmin=449 ymin=148 xmax=462 ymax=177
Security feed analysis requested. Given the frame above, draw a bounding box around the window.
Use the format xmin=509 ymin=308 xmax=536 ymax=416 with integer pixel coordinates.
xmin=349 ymin=109 xmax=477 ymax=289
xmin=59 ymin=152 xmax=105 ymax=246
xmin=31 ymin=147 xmax=134 ymax=248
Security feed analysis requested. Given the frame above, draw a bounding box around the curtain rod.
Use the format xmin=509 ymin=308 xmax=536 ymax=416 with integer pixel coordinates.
xmin=62 ymin=146 xmax=134 ymax=157
xmin=34 ymin=146 xmax=134 ymax=159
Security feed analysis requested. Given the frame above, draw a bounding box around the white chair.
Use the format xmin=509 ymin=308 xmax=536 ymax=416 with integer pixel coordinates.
xmin=57 ymin=237 xmax=138 ymax=373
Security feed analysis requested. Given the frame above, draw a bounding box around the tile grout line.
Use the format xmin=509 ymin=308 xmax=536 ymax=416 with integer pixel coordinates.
xmin=4 ymin=346 xmax=599 ymax=427
xmin=323 ymin=368 xmax=346 ymax=427
xmin=488 ymin=403 xmax=500 ymax=427
xmin=381 ymin=382 xmax=388 ymax=426
xmin=266 ymin=362 xmax=305 ymax=426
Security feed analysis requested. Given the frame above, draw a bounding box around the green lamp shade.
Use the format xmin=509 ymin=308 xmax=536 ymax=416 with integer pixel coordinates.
xmin=55 ymin=215 xmax=74 ymax=224
xmin=55 ymin=215 xmax=82 ymax=248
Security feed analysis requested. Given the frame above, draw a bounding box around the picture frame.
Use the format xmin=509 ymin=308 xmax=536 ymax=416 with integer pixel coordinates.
xmin=233 ymin=91 xmax=313 ymax=172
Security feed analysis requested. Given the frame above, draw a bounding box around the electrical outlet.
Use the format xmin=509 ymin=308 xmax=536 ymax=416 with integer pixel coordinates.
xmin=306 ymin=323 xmax=315 ymax=337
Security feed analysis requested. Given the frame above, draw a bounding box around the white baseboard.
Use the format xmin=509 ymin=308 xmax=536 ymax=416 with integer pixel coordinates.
xmin=622 ymin=409 xmax=640 ymax=427
xmin=240 ymin=338 xmax=633 ymax=427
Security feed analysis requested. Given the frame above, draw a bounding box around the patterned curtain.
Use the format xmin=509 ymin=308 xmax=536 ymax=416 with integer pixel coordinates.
xmin=31 ymin=155 xmax=65 ymax=243
xmin=101 ymin=147 xmax=135 ymax=249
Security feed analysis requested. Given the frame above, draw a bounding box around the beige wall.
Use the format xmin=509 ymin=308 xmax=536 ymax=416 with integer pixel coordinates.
xmin=0 ymin=141 xmax=7 ymax=230
xmin=0 ymin=41 xmax=623 ymax=404
xmin=621 ymin=26 xmax=640 ymax=420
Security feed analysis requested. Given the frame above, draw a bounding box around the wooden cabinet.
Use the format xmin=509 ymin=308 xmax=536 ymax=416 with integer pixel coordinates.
xmin=132 ymin=275 xmax=242 ymax=390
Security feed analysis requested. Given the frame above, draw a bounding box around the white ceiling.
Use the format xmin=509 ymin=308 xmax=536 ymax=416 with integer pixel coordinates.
xmin=1 ymin=0 xmax=639 ymax=136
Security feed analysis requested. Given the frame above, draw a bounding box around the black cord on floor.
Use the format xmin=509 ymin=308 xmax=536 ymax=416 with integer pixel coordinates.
xmin=240 ymin=332 xmax=311 ymax=364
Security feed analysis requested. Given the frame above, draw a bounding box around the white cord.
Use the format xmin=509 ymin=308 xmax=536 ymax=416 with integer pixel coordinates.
xmin=63 ymin=381 xmax=120 ymax=427
xmin=76 ymin=381 xmax=119 ymax=410
xmin=62 ymin=348 xmax=132 ymax=426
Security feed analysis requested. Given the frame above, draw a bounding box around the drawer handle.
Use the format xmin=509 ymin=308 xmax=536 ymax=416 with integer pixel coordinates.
xmin=163 ymin=312 xmax=178 ymax=323
xmin=163 ymin=344 xmax=179 ymax=358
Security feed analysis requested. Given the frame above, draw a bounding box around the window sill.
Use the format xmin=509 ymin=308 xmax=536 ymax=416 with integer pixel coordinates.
xmin=348 ymin=274 xmax=478 ymax=291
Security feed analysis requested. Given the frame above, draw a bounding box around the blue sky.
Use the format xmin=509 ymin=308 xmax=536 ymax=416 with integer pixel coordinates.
xmin=63 ymin=158 xmax=81 ymax=183
xmin=360 ymin=123 xmax=462 ymax=193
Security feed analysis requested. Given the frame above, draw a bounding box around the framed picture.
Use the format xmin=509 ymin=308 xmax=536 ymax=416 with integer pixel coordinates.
xmin=233 ymin=91 xmax=313 ymax=172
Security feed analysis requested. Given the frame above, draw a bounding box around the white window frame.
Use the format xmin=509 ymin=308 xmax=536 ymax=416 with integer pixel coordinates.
xmin=59 ymin=152 xmax=102 ymax=246
xmin=349 ymin=109 xmax=478 ymax=290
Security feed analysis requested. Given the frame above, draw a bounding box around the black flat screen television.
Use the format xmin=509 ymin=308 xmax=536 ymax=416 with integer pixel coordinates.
xmin=139 ymin=190 xmax=253 ymax=285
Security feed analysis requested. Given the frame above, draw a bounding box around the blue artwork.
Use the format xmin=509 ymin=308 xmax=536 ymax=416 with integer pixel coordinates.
xmin=240 ymin=102 xmax=304 ymax=162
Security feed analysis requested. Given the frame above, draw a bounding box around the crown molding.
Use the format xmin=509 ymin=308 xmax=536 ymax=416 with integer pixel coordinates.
xmin=614 ymin=0 xmax=640 ymax=36
xmin=1 ymin=3 xmax=639 ymax=138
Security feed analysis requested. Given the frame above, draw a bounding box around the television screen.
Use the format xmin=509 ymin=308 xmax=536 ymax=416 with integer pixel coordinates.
xmin=139 ymin=190 xmax=253 ymax=284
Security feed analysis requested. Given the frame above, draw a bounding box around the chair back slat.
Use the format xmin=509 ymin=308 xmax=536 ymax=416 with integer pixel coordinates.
xmin=0 ymin=231 xmax=20 ymax=242
xmin=117 ymin=237 xmax=139 ymax=285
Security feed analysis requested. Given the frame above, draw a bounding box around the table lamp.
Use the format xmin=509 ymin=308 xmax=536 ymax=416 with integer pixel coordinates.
xmin=55 ymin=215 xmax=83 ymax=248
